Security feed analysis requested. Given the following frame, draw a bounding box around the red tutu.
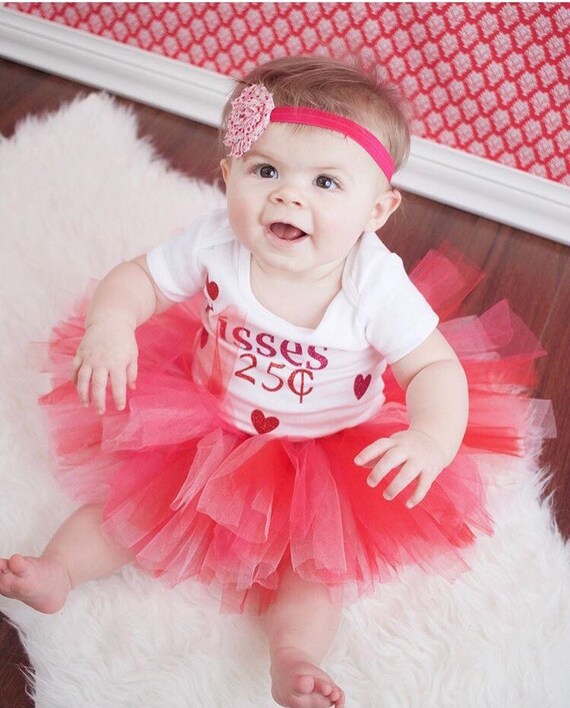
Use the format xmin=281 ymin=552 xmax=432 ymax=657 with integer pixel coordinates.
xmin=38 ymin=245 xmax=554 ymax=613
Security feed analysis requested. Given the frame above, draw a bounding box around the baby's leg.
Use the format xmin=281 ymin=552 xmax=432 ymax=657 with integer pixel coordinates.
xmin=0 ymin=504 xmax=132 ymax=613
xmin=266 ymin=565 xmax=345 ymax=707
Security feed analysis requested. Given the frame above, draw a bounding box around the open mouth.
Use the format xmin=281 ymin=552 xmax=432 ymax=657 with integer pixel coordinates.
xmin=268 ymin=222 xmax=308 ymax=241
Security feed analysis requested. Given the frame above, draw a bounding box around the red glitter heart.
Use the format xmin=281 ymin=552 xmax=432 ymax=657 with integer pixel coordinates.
xmin=206 ymin=276 xmax=219 ymax=300
xmin=251 ymin=409 xmax=280 ymax=434
xmin=354 ymin=373 xmax=372 ymax=400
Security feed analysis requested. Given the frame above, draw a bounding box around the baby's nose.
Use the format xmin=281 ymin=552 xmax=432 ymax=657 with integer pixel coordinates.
xmin=270 ymin=185 xmax=303 ymax=208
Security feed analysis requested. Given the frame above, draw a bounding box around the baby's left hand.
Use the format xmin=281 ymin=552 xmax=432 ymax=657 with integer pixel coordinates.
xmin=354 ymin=429 xmax=448 ymax=508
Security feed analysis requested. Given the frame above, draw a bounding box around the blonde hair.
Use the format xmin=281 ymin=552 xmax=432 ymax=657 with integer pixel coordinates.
xmin=221 ymin=56 xmax=410 ymax=173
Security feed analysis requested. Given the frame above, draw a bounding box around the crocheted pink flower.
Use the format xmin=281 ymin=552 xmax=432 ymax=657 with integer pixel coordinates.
xmin=223 ymin=84 xmax=275 ymax=158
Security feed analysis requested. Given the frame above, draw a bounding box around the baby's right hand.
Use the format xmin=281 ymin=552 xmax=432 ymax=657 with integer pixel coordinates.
xmin=71 ymin=319 xmax=138 ymax=414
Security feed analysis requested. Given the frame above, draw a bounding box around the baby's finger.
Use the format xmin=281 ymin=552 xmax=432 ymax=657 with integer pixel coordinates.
xmin=70 ymin=355 xmax=83 ymax=384
xmin=75 ymin=365 xmax=93 ymax=406
xmin=91 ymin=368 xmax=109 ymax=414
xmin=127 ymin=359 xmax=138 ymax=390
xmin=354 ymin=437 xmax=393 ymax=466
xmin=367 ymin=447 xmax=408 ymax=487
xmin=405 ymin=473 xmax=435 ymax=508
xmin=110 ymin=369 xmax=128 ymax=411
xmin=383 ymin=461 xmax=421 ymax=501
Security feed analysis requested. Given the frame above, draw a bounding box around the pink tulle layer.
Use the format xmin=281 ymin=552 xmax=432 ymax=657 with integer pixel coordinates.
xmin=38 ymin=245 xmax=555 ymax=613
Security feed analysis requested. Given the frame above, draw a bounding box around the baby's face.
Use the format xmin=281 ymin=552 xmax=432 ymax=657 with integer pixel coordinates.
xmin=221 ymin=123 xmax=400 ymax=279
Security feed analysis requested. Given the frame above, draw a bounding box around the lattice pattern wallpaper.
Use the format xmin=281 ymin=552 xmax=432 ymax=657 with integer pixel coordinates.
xmin=8 ymin=2 xmax=570 ymax=184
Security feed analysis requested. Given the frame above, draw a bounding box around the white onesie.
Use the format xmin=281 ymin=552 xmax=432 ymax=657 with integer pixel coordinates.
xmin=147 ymin=209 xmax=438 ymax=438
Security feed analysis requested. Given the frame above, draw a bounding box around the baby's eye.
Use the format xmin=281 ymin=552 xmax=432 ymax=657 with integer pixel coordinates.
xmin=254 ymin=164 xmax=278 ymax=179
xmin=315 ymin=175 xmax=340 ymax=190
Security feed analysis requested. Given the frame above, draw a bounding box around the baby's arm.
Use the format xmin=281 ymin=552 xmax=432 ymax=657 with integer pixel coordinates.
xmin=354 ymin=330 xmax=468 ymax=508
xmin=72 ymin=255 xmax=175 ymax=414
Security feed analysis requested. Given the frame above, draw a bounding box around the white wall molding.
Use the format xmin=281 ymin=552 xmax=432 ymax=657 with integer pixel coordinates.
xmin=1 ymin=7 xmax=568 ymax=246
xmin=396 ymin=138 xmax=569 ymax=246
xmin=0 ymin=7 xmax=233 ymax=127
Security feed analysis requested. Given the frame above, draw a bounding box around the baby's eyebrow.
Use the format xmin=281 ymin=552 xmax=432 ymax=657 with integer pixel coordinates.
xmin=243 ymin=149 xmax=277 ymax=163
xmin=314 ymin=165 xmax=345 ymax=173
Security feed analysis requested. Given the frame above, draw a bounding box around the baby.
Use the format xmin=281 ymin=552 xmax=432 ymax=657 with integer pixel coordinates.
xmin=2 ymin=56 xmax=538 ymax=707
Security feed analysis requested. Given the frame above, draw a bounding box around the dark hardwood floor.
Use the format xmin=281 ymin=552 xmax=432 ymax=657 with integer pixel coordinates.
xmin=1 ymin=57 xmax=568 ymax=706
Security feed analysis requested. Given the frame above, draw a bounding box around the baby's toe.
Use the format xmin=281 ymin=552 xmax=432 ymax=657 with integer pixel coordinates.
xmin=295 ymin=674 xmax=316 ymax=695
xmin=328 ymin=686 xmax=341 ymax=701
xmin=8 ymin=554 xmax=30 ymax=576
xmin=313 ymin=676 xmax=334 ymax=696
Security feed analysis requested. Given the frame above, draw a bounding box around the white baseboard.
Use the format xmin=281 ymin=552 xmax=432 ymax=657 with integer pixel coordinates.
xmin=1 ymin=7 xmax=568 ymax=246
xmin=399 ymin=138 xmax=569 ymax=246
xmin=0 ymin=7 xmax=233 ymax=127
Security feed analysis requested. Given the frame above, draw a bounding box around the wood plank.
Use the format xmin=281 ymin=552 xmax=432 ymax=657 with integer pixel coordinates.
xmin=538 ymin=257 xmax=570 ymax=531
xmin=0 ymin=616 xmax=33 ymax=707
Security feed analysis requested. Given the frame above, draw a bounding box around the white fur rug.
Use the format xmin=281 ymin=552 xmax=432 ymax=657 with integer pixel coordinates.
xmin=1 ymin=94 xmax=569 ymax=708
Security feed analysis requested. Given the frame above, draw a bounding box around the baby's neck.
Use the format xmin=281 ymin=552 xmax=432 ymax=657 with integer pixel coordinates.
xmin=253 ymin=255 xmax=345 ymax=286
xmin=250 ymin=257 xmax=345 ymax=329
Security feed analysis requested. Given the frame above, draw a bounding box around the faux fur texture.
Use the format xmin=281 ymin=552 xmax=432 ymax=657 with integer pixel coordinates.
xmin=1 ymin=94 xmax=569 ymax=708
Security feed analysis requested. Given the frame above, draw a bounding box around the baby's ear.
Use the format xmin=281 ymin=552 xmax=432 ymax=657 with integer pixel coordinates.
xmin=220 ymin=158 xmax=231 ymax=184
xmin=365 ymin=189 xmax=402 ymax=232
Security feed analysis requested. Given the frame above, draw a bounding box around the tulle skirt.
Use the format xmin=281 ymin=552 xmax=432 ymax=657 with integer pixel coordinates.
xmin=37 ymin=244 xmax=554 ymax=613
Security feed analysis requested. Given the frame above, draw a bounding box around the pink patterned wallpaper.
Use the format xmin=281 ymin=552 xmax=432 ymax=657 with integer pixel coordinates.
xmin=8 ymin=2 xmax=570 ymax=184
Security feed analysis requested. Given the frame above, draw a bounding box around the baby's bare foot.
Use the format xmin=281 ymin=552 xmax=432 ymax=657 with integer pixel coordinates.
xmin=0 ymin=554 xmax=71 ymax=613
xmin=271 ymin=647 xmax=345 ymax=707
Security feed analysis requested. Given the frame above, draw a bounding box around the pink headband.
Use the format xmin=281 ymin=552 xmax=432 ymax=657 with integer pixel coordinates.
xmin=223 ymin=84 xmax=395 ymax=181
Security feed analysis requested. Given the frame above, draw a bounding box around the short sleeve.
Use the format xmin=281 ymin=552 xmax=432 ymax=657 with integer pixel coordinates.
xmin=146 ymin=215 xmax=209 ymax=302
xmin=349 ymin=235 xmax=439 ymax=364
